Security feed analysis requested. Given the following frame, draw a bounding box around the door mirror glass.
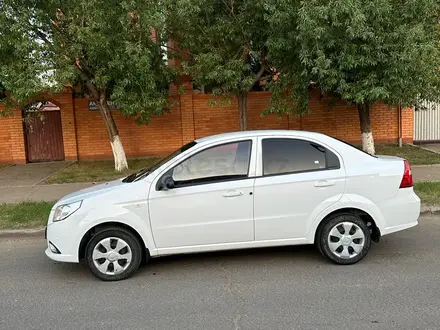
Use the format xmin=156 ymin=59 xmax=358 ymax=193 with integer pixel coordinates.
xmin=159 ymin=175 xmax=175 ymax=191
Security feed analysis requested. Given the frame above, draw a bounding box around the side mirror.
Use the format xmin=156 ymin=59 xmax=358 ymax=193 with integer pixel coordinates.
xmin=159 ymin=175 xmax=175 ymax=191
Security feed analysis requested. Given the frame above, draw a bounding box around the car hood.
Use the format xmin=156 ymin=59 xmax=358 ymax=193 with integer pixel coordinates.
xmin=57 ymin=178 xmax=127 ymax=205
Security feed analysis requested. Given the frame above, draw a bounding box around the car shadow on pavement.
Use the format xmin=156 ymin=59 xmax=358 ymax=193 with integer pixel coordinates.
xmin=45 ymin=244 xmax=324 ymax=281
xmin=46 ymin=260 xmax=95 ymax=281
xmin=134 ymin=244 xmax=332 ymax=278
xmin=45 ymin=239 xmax=395 ymax=282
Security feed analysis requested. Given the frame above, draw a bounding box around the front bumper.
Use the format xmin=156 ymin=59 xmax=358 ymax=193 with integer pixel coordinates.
xmin=45 ymin=247 xmax=78 ymax=263
xmin=45 ymin=217 xmax=83 ymax=264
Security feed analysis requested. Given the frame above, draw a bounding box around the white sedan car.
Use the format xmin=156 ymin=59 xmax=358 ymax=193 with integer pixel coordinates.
xmin=45 ymin=130 xmax=420 ymax=281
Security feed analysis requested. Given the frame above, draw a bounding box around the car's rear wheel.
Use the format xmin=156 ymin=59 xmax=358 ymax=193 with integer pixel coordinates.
xmin=317 ymin=214 xmax=371 ymax=265
xmin=85 ymin=227 xmax=142 ymax=281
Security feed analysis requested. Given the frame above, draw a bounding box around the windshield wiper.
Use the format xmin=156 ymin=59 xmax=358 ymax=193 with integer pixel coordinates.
xmin=122 ymin=172 xmax=137 ymax=183
xmin=133 ymin=170 xmax=150 ymax=182
xmin=122 ymin=168 xmax=151 ymax=183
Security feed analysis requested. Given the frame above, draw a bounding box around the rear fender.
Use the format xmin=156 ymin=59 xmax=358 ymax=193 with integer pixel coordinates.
xmin=306 ymin=194 xmax=385 ymax=243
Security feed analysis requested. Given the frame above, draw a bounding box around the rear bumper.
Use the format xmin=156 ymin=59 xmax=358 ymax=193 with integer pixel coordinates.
xmin=381 ymin=221 xmax=418 ymax=236
xmin=378 ymin=188 xmax=421 ymax=236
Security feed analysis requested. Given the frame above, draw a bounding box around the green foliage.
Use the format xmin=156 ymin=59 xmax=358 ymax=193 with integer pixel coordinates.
xmin=0 ymin=0 xmax=176 ymax=123
xmin=168 ymin=0 xmax=272 ymax=97
xmin=266 ymin=0 xmax=440 ymax=115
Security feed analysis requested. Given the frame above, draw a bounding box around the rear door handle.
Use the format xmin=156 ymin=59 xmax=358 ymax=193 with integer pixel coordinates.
xmin=314 ymin=180 xmax=335 ymax=187
xmin=222 ymin=190 xmax=244 ymax=197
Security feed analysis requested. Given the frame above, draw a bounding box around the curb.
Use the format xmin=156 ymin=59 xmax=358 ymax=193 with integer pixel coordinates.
xmin=0 ymin=228 xmax=44 ymax=239
xmin=412 ymin=164 xmax=440 ymax=168
xmin=420 ymin=205 xmax=440 ymax=215
xmin=2 ymin=205 xmax=440 ymax=239
xmin=414 ymin=144 xmax=440 ymax=157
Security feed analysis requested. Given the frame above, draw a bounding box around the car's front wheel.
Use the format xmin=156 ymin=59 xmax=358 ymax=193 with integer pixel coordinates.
xmin=85 ymin=227 xmax=142 ymax=281
xmin=317 ymin=214 xmax=371 ymax=265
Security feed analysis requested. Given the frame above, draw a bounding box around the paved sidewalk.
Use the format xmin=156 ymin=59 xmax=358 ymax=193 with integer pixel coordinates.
xmin=0 ymin=162 xmax=95 ymax=203
xmin=419 ymin=143 xmax=440 ymax=154
xmin=412 ymin=166 xmax=440 ymax=182
xmin=0 ymin=161 xmax=73 ymax=187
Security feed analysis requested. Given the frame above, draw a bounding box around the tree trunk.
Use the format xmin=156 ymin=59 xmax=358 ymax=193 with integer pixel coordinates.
xmin=97 ymin=92 xmax=128 ymax=171
xmin=237 ymin=91 xmax=248 ymax=131
xmin=357 ymin=103 xmax=375 ymax=155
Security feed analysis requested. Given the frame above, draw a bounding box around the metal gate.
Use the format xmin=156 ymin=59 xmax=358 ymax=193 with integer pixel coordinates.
xmin=414 ymin=100 xmax=440 ymax=143
xmin=24 ymin=106 xmax=65 ymax=162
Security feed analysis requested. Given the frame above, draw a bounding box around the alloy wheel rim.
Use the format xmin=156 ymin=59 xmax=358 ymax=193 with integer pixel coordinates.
xmin=327 ymin=222 xmax=365 ymax=259
xmin=92 ymin=237 xmax=132 ymax=275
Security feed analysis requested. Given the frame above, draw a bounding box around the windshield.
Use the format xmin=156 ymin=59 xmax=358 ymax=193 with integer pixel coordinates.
xmin=122 ymin=140 xmax=198 ymax=183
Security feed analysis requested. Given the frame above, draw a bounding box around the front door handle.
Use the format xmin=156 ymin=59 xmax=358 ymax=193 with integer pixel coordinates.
xmin=222 ymin=190 xmax=244 ymax=198
xmin=314 ymin=180 xmax=335 ymax=188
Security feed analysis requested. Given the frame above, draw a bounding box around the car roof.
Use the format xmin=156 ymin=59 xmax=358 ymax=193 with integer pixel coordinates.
xmin=195 ymin=130 xmax=329 ymax=144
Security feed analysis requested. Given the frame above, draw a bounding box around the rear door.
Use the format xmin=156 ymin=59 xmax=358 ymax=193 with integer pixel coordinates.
xmin=253 ymin=137 xmax=346 ymax=240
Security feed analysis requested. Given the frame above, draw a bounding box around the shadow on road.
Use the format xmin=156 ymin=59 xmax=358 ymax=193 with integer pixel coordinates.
xmin=42 ymin=229 xmax=420 ymax=282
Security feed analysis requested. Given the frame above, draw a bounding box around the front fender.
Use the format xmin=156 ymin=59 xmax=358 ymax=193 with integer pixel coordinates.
xmin=76 ymin=201 xmax=157 ymax=256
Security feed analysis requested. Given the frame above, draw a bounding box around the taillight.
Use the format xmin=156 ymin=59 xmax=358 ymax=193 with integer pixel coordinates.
xmin=399 ymin=159 xmax=413 ymax=188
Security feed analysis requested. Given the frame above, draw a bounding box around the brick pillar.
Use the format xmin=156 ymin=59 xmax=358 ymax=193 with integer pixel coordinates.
xmin=56 ymin=92 xmax=78 ymax=161
xmin=401 ymin=106 xmax=414 ymax=143
xmin=9 ymin=109 xmax=27 ymax=163
xmin=180 ymin=89 xmax=195 ymax=144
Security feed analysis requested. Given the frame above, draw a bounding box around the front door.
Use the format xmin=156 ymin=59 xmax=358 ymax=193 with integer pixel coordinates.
xmin=148 ymin=139 xmax=256 ymax=249
xmin=24 ymin=104 xmax=65 ymax=162
xmin=253 ymin=137 xmax=346 ymax=240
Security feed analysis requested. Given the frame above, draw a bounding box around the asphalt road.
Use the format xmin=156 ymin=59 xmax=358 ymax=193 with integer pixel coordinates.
xmin=1 ymin=215 xmax=440 ymax=330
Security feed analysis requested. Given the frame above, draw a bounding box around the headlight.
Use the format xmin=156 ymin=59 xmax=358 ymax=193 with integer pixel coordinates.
xmin=53 ymin=200 xmax=82 ymax=222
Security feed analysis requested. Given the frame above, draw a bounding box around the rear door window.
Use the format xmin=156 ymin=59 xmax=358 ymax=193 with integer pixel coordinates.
xmin=262 ymin=138 xmax=340 ymax=176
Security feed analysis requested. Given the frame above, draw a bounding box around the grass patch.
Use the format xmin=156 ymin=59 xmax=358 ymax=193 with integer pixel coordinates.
xmin=375 ymin=144 xmax=440 ymax=165
xmin=0 ymin=201 xmax=54 ymax=230
xmin=45 ymin=157 xmax=160 ymax=184
xmin=0 ymin=164 xmax=11 ymax=170
xmin=414 ymin=181 xmax=440 ymax=205
xmin=353 ymin=144 xmax=440 ymax=165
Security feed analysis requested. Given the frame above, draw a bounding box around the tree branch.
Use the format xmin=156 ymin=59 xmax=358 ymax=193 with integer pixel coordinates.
xmin=252 ymin=63 xmax=266 ymax=86
xmin=33 ymin=28 xmax=52 ymax=46
xmin=73 ymin=64 xmax=99 ymax=100
xmin=221 ymin=0 xmax=232 ymax=14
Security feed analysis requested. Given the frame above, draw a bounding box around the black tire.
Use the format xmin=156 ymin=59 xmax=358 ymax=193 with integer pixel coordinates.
xmin=317 ymin=213 xmax=371 ymax=265
xmin=85 ymin=227 xmax=142 ymax=281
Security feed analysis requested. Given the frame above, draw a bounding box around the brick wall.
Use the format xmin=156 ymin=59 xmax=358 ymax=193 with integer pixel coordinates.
xmin=0 ymin=107 xmax=26 ymax=164
xmin=0 ymin=89 xmax=414 ymax=164
xmin=73 ymin=97 xmax=183 ymax=159
xmin=185 ymin=90 xmax=412 ymax=145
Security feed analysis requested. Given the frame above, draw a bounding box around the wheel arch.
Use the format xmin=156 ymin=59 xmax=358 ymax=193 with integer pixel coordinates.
xmin=78 ymin=222 xmax=150 ymax=263
xmin=313 ymin=208 xmax=381 ymax=244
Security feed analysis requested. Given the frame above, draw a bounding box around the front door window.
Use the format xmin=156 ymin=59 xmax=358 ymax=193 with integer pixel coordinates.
xmin=171 ymin=140 xmax=252 ymax=186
